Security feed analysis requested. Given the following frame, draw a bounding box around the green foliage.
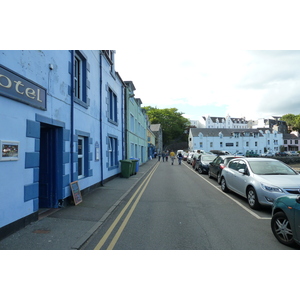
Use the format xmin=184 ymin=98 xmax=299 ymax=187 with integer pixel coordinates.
xmin=281 ymin=113 xmax=300 ymax=131
xmin=143 ymin=106 xmax=190 ymax=146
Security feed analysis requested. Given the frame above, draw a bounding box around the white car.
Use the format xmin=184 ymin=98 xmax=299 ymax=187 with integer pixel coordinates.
xmin=261 ymin=151 xmax=274 ymax=157
xmin=220 ymin=157 xmax=300 ymax=210
xmin=287 ymin=151 xmax=299 ymax=156
xmin=187 ymin=153 xmax=194 ymax=164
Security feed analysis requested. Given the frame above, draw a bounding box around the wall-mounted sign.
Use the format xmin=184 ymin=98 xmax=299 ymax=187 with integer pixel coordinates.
xmin=0 ymin=140 xmax=19 ymax=161
xmin=0 ymin=64 xmax=47 ymax=110
xmin=226 ymin=143 xmax=234 ymax=147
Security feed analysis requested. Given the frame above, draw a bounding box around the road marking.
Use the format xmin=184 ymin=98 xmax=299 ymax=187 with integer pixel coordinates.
xmin=94 ymin=162 xmax=159 ymax=250
xmin=183 ymin=163 xmax=271 ymax=220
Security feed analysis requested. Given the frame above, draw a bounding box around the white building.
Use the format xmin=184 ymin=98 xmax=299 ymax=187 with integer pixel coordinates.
xmin=189 ymin=128 xmax=283 ymax=155
xmin=202 ymin=115 xmax=248 ymax=129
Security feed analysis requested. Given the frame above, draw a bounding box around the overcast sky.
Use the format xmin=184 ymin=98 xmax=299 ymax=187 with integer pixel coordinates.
xmin=5 ymin=1 xmax=300 ymax=124
xmin=116 ymin=49 xmax=300 ymax=122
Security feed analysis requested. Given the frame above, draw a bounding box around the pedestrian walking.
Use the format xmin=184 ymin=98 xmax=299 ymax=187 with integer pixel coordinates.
xmin=162 ymin=151 xmax=166 ymax=162
xmin=165 ymin=151 xmax=169 ymax=162
xmin=170 ymin=150 xmax=175 ymax=165
xmin=158 ymin=152 xmax=161 ymax=161
xmin=177 ymin=152 xmax=183 ymax=165
xmin=192 ymin=150 xmax=201 ymax=169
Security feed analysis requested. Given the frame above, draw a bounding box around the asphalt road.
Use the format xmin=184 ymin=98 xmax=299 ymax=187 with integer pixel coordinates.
xmin=82 ymin=159 xmax=292 ymax=250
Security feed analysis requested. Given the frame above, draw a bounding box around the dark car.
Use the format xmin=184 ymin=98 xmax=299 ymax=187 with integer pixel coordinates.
xmin=208 ymin=155 xmax=242 ymax=184
xmin=195 ymin=154 xmax=216 ymax=174
xmin=271 ymin=194 xmax=300 ymax=248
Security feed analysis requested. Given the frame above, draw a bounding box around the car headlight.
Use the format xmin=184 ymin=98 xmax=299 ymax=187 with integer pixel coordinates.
xmin=261 ymin=183 xmax=284 ymax=193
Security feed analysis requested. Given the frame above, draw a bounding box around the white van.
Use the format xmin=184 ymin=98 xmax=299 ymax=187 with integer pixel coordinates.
xmin=176 ymin=150 xmax=184 ymax=156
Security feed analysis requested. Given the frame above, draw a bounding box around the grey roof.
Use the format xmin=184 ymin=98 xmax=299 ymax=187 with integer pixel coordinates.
xmin=283 ymin=133 xmax=299 ymax=139
xmin=202 ymin=116 xmax=247 ymax=123
xmin=190 ymin=128 xmax=263 ymax=137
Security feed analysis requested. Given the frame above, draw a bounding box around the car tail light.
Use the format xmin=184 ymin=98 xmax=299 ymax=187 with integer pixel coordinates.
xmin=220 ymin=164 xmax=225 ymax=169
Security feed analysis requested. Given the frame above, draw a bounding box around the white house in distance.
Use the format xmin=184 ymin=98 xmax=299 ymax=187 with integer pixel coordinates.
xmin=189 ymin=128 xmax=283 ymax=155
xmin=202 ymin=115 xmax=248 ymax=129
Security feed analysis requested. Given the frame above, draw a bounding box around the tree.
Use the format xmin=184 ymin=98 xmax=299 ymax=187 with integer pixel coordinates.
xmin=143 ymin=106 xmax=190 ymax=147
xmin=281 ymin=114 xmax=300 ymax=131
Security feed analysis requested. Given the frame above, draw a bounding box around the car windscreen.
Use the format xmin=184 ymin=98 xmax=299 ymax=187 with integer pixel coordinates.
xmin=202 ymin=155 xmax=216 ymax=163
xmin=248 ymin=160 xmax=298 ymax=175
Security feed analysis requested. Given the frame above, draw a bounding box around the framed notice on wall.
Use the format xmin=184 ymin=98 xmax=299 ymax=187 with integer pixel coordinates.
xmin=0 ymin=140 xmax=19 ymax=161
xmin=70 ymin=181 xmax=83 ymax=205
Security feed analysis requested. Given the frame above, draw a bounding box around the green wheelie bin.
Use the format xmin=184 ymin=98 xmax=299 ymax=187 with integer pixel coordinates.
xmin=119 ymin=160 xmax=132 ymax=178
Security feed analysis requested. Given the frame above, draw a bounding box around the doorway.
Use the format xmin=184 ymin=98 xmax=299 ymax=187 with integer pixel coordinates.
xmin=39 ymin=123 xmax=63 ymax=209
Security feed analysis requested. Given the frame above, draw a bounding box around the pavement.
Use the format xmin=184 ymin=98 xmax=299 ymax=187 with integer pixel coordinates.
xmin=0 ymin=159 xmax=159 ymax=250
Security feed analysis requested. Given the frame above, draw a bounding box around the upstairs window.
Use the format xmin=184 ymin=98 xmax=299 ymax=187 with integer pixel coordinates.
xmin=74 ymin=51 xmax=87 ymax=106
xmin=108 ymin=88 xmax=118 ymax=123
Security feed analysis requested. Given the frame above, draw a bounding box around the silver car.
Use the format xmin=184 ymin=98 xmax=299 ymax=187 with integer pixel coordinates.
xmin=220 ymin=157 xmax=300 ymax=210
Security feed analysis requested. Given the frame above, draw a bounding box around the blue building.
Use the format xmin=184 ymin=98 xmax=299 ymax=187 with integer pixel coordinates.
xmin=0 ymin=50 xmax=125 ymax=238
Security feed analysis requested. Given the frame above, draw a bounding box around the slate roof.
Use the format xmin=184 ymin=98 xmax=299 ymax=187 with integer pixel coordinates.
xmin=190 ymin=128 xmax=263 ymax=137
xmin=283 ymin=133 xmax=299 ymax=139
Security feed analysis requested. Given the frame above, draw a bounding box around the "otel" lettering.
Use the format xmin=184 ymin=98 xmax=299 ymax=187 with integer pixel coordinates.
xmin=0 ymin=74 xmax=43 ymax=102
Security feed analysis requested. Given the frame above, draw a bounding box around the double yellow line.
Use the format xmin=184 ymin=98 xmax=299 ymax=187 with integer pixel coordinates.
xmin=94 ymin=162 xmax=160 ymax=250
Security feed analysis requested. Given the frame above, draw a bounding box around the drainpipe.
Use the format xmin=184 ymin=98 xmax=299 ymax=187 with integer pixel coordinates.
xmin=99 ymin=51 xmax=104 ymax=186
xmin=122 ymin=84 xmax=125 ymax=160
xmin=70 ymin=50 xmax=75 ymax=182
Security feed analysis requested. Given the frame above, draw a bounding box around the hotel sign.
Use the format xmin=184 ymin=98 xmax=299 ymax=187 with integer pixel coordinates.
xmin=0 ymin=65 xmax=46 ymax=110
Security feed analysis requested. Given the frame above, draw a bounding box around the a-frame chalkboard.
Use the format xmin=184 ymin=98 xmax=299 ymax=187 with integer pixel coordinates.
xmin=70 ymin=181 xmax=83 ymax=205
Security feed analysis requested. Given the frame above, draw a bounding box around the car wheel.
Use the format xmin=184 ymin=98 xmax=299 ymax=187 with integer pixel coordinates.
xmin=271 ymin=212 xmax=296 ymax=247
xmin=217 ymin=173 xmax=221 ymax=184
xmin=198 ymin=167 xmax=203 ymax=174
xmin=247 ymin=187 xmax=260 ymax=210
xmin=220 ymin=177 xmax=228 ymax=192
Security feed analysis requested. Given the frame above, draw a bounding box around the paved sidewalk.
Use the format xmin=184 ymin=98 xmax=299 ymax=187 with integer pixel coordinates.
xmin=0 ymin=159 xmax=158 ymax=250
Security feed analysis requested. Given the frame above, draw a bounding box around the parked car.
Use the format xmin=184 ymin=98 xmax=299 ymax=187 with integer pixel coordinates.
xmin=208 ymin=155 xmax=242 ymax=184
xmin=275 ymin=151 xmax=288 ymax=156
xmin=182 ymin=152 xmax=188 ymax=161
xmin=287 ymin=151 xmax=299 ymax=156
xmin=271 ymin=194 xmax=300 ymax=248
xmin=233 ymin=151 xmax=244 ymax=156
xmin=220 ymin=157 xmax=300 ymax=210
xmin=210 ymin=150 xmax=231 ymax=155
xmin=260 ymin=151 xmax=274 ymax=157
xmin=187 ymin=153 xmax=194 ymax=164
xmin=245 ymin=150 xmax=259 ymax=157
xmin=194 ymin=154 xmax=216 ymax=174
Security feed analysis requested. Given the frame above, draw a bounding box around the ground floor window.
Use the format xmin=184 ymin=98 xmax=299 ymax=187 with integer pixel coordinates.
xmin=78 ymin=136 xmax=85 ymax=179
xmin=108 ymin=136 xmax=118 ymax=168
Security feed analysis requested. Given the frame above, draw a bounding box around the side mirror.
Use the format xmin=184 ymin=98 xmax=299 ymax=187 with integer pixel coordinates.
xmin=238 ymin=169 xmax=247 ymax=175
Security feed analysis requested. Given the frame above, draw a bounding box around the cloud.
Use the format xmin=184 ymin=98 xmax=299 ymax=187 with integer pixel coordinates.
xmin=116 ymin=49 xmax=300 ymax=120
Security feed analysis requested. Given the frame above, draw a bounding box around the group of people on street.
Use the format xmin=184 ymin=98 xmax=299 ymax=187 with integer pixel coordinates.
xmin=157 ymin=150 xmax=183 ymax=165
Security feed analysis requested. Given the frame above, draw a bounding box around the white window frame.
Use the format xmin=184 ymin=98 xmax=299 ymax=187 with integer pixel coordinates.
xmin=78 ymin=136 xmax=85 ymax=179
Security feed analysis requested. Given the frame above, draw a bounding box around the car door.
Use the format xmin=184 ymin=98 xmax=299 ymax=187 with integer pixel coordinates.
xmin=210 ymin=156 xmax=223 ymax=178
xmin=224 ymin=160 xmax=240 ymax=190
xmin=293 ymin=200 xmax=300 ymax=243
xmin=230 ymin=160 xmax=249 ymax=197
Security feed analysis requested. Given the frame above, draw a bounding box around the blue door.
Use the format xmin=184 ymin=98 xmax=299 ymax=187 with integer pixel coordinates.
xmin=39 ymin=124 xmax=63 ymax=208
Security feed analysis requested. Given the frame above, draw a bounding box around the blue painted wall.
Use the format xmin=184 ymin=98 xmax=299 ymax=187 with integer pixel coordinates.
xmin=0 ymin=50 xmax=125 ymax=229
